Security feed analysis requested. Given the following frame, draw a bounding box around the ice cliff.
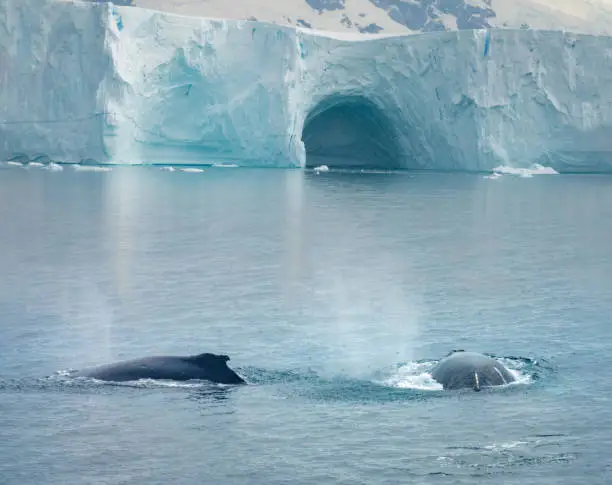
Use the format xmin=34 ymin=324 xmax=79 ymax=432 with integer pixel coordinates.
xmin=2 ymin=0 xmax=612 ymax=172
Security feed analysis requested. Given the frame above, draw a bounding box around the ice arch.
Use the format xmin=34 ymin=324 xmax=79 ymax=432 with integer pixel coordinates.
xmin=301 ymin=95 xmax=404 ymax=169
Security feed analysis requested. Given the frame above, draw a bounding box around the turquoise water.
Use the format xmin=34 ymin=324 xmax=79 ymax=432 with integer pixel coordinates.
xmin=1 ymin=163 xmax=612 ymax=484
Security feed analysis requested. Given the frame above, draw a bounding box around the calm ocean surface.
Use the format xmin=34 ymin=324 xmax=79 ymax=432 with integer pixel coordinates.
xmin=1 ymin=163 xmax=612 ymax=484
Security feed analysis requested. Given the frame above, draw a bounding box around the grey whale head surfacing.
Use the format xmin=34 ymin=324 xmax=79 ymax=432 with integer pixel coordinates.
xmin=73 ymin=352 xmax=246 ymax=385
xmin=431 ymin=351 xmax=516 ymax=391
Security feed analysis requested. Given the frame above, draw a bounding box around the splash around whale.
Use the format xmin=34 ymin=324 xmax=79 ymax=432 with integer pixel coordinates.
xmin=73 ymin=352 xmax=246 ymax=385
xmin=430 ymin=350 xmax=517 ymax=391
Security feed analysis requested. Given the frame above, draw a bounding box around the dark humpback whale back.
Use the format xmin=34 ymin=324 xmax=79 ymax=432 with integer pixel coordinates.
xmin=184 ymin=352 xmax=244 ymax=383
xmin=431 ymin=351 xmax=516 ymax=391
xmin=74 ymin=352 xmax=246 ymax=384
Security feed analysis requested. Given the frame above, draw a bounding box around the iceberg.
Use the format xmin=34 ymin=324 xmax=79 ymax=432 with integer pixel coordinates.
xmin=2 ymin=0 xmax=612 ymax=172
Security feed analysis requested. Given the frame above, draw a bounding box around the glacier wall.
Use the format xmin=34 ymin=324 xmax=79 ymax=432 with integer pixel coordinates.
xmin=0 ymin=0 xmax=113 ymax=163
xmin=2 ymin=0 xmax=612 ymax=172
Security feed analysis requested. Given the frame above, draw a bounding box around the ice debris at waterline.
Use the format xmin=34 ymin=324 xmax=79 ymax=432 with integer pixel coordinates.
xmin=2 ymin=0 xmax=612 ymax=172
xmin=72 ymin=165 xmax=113 ymax=172
xmin=1 ymin=160 xmax=65 ymax=172
xmin=483 ymin=163 xmax=559 ymax=179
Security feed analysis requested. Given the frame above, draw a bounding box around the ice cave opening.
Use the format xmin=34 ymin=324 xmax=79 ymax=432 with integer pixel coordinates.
xmin=301 ymin=95 xmax=404 ymax=170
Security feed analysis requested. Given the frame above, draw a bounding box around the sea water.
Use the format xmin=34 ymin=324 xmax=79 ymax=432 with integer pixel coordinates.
xmin=1 ymin=163 xmax=612 ymax=484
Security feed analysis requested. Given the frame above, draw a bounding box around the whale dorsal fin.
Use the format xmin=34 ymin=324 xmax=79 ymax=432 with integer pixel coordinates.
xmin=189 ymin=353 xmax=230 ymax=364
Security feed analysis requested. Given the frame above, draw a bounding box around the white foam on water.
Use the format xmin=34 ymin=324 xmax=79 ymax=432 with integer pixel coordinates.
xmin=313 ymin=165 xmax=329 ymax=174
xmin=102 ymin=378 xmax=214 ymax=389
xmin=506 ymin=368 xmax=531 ymax=385
xmin=27 ymin=161 xmax=45 ymax=168
xmin=54 ymin=369 xmax=74 ymax=377
xmin=6 ymin=161 xmax=23 ymax=167
xmin=379 ymin=361 xmax=443 ymax=391
xmin=497 ymin=357 xmax=534 ymax=386
xmin=159 ymin=166 xmax=176 ymax=171
xmin=484 ymin=440 xmax=528 ymax=451
xmin=54 ymin=370 xmax=224 ymax=389
xmin=212 ymin=163 xmax=239 ymax=168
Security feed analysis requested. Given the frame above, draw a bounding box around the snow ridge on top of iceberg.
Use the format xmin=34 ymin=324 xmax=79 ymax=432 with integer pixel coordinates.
xmin=117 ymin=0 xmax=612 ymax=38
xmin=2 ymin=0 xmax=612 ymax=172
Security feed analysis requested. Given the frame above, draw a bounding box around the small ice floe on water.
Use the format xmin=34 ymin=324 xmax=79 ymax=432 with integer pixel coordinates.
xmin=483 ymin=171 xmax=503 ymax=180
xmin=3 ymin=160 xmax=63 ymax=171
xmin=180 ymin=167 xmax=205 ymax=173
xmin=46 ymin=163 xmax=63 ymax=172
xmin=525 ymin=163 xmax=559 ymax=175
xmin=492 ymin=163 xmax=559 ymax=178
xmin=160 ymin=166 xmax=176 ymax=172
xmin=313 ymin=165 xmax=329 ymax=174
xmin=73 ymin=164 xmax=112 ymax=172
